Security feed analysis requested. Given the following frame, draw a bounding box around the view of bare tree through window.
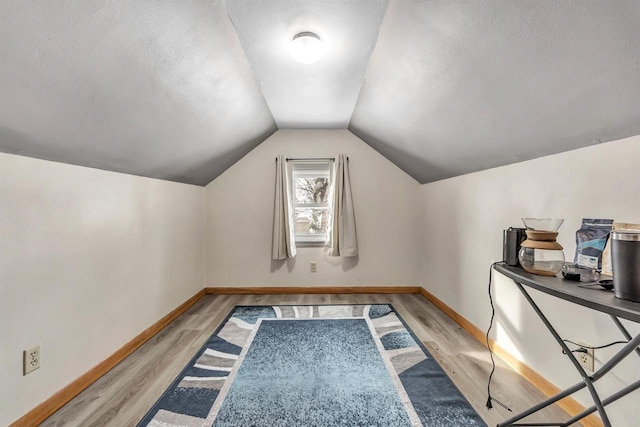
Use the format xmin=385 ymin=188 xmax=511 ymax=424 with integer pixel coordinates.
xmin=294 ymin=176 xmax=330 ymax=234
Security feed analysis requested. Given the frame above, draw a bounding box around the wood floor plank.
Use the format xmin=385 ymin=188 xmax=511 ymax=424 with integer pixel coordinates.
xmin=41 ymin=294 xmax=574 ymax=426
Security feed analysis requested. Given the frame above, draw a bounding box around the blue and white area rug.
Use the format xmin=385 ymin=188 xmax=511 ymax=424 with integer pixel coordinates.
xmin=139 ymin=305 xmax=485 ymax=426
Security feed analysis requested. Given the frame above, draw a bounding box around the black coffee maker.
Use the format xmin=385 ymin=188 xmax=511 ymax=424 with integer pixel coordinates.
xmin=503 ymin=227 xmax=526 ymax=266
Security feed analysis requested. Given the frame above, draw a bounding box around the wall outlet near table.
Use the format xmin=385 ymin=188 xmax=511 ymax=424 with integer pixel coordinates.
xmin=576 ymin=342 xmax=594 ymax=372
xmin=310 ymin=262 xmax=317 ymax=273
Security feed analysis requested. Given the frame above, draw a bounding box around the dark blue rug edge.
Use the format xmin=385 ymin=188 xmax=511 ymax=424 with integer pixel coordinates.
xmin=136 ymin=306 xmax=238 ymax=426
xmin=137 ymin=303 xmax=486 ymax=426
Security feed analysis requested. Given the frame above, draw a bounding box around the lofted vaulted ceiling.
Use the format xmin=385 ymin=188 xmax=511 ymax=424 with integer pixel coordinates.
xmin=1 ymin=0 xmax=640 ymax=185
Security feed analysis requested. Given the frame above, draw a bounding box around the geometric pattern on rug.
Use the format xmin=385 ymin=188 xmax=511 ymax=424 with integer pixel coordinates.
xmin=138 ymin=304 xmax=486 ymax=427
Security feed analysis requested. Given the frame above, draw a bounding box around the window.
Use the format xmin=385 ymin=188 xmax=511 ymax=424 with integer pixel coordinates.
xmin=291 ymin=160 xmax=331 ymax=245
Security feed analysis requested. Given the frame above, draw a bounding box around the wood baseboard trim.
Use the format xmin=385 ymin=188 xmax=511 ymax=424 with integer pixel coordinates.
xmin=418 ymin=288 xmax=602 ymax=427
xmin=11 ymin=289 xmax=206 ymax=427
xmin=205 ymin=286 xmax=422 ymax=295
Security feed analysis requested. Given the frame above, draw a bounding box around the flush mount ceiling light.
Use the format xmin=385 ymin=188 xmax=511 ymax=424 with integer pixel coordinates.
xmin=290 ymin=32 xmax=324 ymax=64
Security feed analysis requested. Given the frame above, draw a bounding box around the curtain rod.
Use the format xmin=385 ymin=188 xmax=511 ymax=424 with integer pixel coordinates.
xmin=274 ymin=157 xmax=349 ymax=162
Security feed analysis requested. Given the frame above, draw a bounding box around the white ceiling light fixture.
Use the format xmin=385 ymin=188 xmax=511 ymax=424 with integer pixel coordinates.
xmin=290 ymin=32 xmax=324 ymax=64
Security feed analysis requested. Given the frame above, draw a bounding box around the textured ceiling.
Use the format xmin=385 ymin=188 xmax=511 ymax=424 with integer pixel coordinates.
xmin=350 ymin=0 xmax=640 ymax=183
xmin=1 ymin=1 xmax=640 ymax=185
xmin=0 ymin=0 xmax=275 ymax=185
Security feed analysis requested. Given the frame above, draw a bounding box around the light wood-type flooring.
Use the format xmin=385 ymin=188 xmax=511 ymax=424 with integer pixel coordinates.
xmin=42 ymin=294 xmax=573 ymax=426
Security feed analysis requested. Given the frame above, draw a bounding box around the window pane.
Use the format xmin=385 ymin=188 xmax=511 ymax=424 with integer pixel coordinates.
xmin=295 ymin=177 xmax=330 ymax=204
xmin=294 ymin=207 xmax=329 ymax=234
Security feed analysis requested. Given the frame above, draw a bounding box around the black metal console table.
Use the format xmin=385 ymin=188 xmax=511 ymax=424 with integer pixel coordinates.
xmin=494 ymin=264 xmax=640 ymax=427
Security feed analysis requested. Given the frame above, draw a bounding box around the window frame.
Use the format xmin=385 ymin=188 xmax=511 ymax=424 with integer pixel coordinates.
xmin=290 ymin=160 xmax=332 ymax=246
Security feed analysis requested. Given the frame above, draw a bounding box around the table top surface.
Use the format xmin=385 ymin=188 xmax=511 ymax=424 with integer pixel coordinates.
xmin=494 ymin=264 xmax=640 ymax=323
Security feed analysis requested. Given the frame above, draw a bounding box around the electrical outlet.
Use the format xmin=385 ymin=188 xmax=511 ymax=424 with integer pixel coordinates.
xmin=23 ymin=345 xmax=41 ymax=375
xmin=310 ymin=262 xmax=317 ymax=273
xmin=576 ymin=343 xmax=594 ymax=372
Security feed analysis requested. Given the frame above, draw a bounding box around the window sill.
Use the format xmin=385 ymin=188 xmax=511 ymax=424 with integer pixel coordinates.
xmin=295 ymin=241 xmax=325 ymax=248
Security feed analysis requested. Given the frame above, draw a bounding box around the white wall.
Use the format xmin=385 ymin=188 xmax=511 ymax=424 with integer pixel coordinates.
xmin=420 ymin=135 xmax=640 ymax=426
xmin=0 ymin=153 xmax=205 ymax=425
xmin=4 ymin=130 xmax=636 ymax=425
xmin=205 ymin=129 xmax=421 ymax=287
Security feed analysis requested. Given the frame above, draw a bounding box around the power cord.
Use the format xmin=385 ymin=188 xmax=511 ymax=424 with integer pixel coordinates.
xmin=562 ymin=339 xmax=628 ymax=355
xmin=486 ymin=261 xmax=512 ymax=412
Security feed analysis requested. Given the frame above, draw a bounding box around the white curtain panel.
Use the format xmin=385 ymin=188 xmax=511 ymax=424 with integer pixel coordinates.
xmin=325 ymin=154 xmax=358 ymax=257
xmin=271 ymin=155 xmax=297 ymax=260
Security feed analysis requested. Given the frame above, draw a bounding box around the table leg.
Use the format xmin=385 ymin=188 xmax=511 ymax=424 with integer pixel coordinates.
xmin=503 ymin=281 xmax=612 ymax=426
xmin=496 ymin=381 xmax=586 ymax=426
xmin=589 ymin=332 xmax=640 ymax=382
xmin=609 ymin=315 xmax=640 ymax=358
xmin=562 ymin=378 xmax=640 ymax=426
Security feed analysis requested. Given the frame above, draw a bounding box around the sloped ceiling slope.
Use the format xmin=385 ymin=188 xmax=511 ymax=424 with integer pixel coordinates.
xmin=0 ymin=0 xmax=275 ymax=185
xmin=1 ymin=1 xmax=640 ymax=186
xmin=350 ymin=0 xmax=640 ymax=183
